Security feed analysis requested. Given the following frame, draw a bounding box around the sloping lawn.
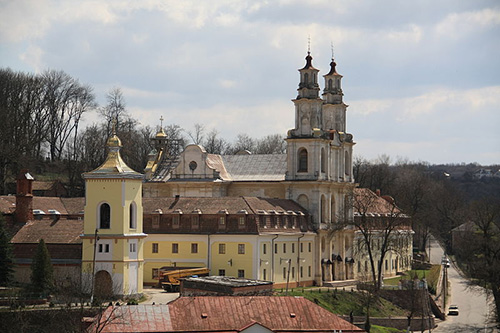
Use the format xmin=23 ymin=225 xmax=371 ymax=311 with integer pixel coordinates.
xmin=276 ymin=289 xmax=407 ymax=317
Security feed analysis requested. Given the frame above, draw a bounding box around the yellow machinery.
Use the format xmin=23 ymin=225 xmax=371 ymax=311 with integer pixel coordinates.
xmin=157 ymin=267 xmax=210 ymax=292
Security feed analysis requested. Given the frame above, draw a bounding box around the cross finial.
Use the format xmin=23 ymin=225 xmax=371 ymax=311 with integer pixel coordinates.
xmin=307 ymin=35 xmax=311 ymax=54
xmin=111 ymin=118 xmax=117 ymax=135
xmin=160 ymin=116 xmax=164 ymax=129
xmin=331 ymin=42 xmax=334 ymax=60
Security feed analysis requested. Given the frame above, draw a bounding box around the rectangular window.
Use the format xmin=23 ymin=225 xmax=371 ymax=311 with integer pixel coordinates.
xmin=98 ymin=244 xmax=103 ymax=253
xmin=260 ymin=216 xmax=266 ymax=227
xmin=283 ymin=243 xmax=286 ymax=253
xmin=300 ymin=243 xmax=303 ymax=253
xmin=191 ymin=243 xmax=198 ymax=254
xmin=238 ymin=269 xmax=245 ymax=278
xmin=152 ymin=215 xmax=160 ymax=229
xmin=385 ymin=259 xmax=388 ymax=271
xmin=358 ymin=261 xmax=361 ymax=273
xmin=238 ymin=216 xmax=245 ymax=228
xmin=152 ymin=243 xmax=159 ymax=253
xmin=263 ymin=243 xmax=267 ymax=255
xmin=274 ymin=243 xmax=278 ymax=254
xmin=292 ymin=243 xmax=295 ymax=253
xmin=238 ymin=244 xmax=245 ymax=254
xmin=219 ymin=243 xmax=226 ymax=254
xmin=308 ymin=242 xmax=312 ymax=252
xmin=300 ymin=266 xmax=303 ymax=278
xmin=105 ymin=244 xmax=109 ymax=253
xmin=263 ymin=268 xmax=267 ymax=280
xmin=308 ymin=266 xmax=311 ymax=277
xmin=172 ymin=215 xmax=180 ymax=228
xmin=152 ymin=268 xmax=160 ymax=279
xmin=219 ymin=269 xmax=225 ymax=276
xmin=283 ymin=267 xmax=287 ymax=279
xmin=172 ymin=243 xmax=179 ymax=254
xmin=130 ymin=243 xmax=136 ymax=253
xmin=219 ymin=216 xmax=225 ymax=225
xmin=292 ymin=267 xmax=295 ymax=279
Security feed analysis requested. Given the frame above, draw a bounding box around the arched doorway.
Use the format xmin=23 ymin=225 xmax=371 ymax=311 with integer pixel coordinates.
xmin=94 ymin=270 xmax=113 ymax=299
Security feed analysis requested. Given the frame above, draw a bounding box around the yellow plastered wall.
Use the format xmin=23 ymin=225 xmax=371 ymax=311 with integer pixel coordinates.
xmin=84 ymin=179 xmax=143 ymax=235
xmin=211 ymin=241 xmax=253 ymax=278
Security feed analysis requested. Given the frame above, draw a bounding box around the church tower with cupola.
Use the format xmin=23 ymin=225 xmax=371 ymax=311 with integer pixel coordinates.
xmin=81 ymin=126 xmax=146 ymax=297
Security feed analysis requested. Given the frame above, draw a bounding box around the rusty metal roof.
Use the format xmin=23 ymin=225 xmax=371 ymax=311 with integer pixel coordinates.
xmin=88 ymin=297 xmax=365 ymax=332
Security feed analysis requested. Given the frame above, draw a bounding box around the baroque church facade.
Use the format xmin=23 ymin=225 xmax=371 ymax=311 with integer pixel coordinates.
xmin=143 ymin=52 xmax=357 ymax=284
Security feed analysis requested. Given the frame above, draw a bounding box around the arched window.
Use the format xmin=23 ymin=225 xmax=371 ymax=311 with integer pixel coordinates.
xmin=129 ymin=202 xmax=136 ymax=229
xmin=321 ymin=148 xmax=326 ymax=173
xmin=304 ymin=73 xmax=309 ymax=84
xmin=297 ymin=194 xmax=309 ymax=210
xmin=99 ymin=203 xmax=111 ymax=229
xmin=331 ymin=196 xmax=336 ymax=223
xmin=298 ymin=148 xmax=308 ymax=172
xmin=328 ymin=79 xmax=332 ymax=90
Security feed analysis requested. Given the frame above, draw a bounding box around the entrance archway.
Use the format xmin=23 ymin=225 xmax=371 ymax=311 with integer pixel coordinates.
xmin=94 ymin=270 xmax=113 ymax=299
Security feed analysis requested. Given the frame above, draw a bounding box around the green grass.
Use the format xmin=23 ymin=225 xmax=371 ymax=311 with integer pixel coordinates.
xmin=383 ymin=266 xmax=441 ymax=291
xmin=276 ymin=289 xmax=407 ymax=317
xmin=370 ymin=324 xmax=406 ymax=333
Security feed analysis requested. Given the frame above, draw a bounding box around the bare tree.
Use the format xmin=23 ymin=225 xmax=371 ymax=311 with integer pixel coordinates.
xmin=187 ymin=123 xmax=205 ymax=145
xmin=335 ymin=188 xmax=412 ymax=291
xmin=227 ymin=133 xmax=255 ymax=154
xmin=255 ymin=134 xmax=286 ymax=154
xmin=203 ymin=129 xmax=229 ymax=154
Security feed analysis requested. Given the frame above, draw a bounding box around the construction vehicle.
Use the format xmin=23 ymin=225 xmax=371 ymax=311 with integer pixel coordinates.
xmin=157 ymin=267 xmax=210 ymax=292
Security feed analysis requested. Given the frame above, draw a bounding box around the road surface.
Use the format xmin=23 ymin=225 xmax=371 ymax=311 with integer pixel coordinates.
xmin=429 ymin=236 xmax=498 ymax=332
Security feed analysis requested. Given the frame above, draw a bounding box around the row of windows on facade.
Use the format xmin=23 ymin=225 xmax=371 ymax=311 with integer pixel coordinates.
xmin=297 ymin=148 xmax=351 ymax=176
xmin=149 ymin=214 xmax=308 ymax=230
xmin=301 ymin=72 xmax=340 ymax=88
xmin=99 ymin=202 xmax=137 ymax=229
xmin=356 ymin=256 xmax=412 ymax=273
xmin=151 ymin=242 xmax=312 ymax=255
xmin=97 ymin=242 xmax=136 ymax=253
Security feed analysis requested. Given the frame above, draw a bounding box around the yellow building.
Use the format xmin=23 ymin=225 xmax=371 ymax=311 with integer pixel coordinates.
xmin=140 ymin=196 xmax=316 ymax=288
xmin=81 ymin=127 xmax=147 ymax=297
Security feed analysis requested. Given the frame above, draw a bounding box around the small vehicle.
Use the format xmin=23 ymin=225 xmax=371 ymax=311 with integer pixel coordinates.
xmin=156 ymin=267 xmax=210 ymax=292
xmin=448 ymin=305 xmax=459 ymax=316
xmin=441 ymin=257 xmax=451 ymax=268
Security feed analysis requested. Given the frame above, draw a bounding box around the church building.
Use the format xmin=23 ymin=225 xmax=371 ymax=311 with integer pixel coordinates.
xmin=143 ymin=52 xmax=357 ymax=284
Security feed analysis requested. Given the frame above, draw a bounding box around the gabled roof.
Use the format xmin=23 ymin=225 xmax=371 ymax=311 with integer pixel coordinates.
xmin=0 ymin=196 xmax=85 ymax=215
xmin=143 ymin=196 xmax=306 ymax=216
xmin=353 ymin=188 xmax=402 ymax=216
xmin=88 ymin=297 xmax=366 ymax=332
xmin=221 ymin=154 xmax=287 ymax=181
xmin=10 ymin=218 xmax=83 ymax=244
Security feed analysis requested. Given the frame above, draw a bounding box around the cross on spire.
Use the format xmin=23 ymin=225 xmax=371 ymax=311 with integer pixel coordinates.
xmin=111 ymin=118 xmax=117 ymax=135
xmin=331 ymin=41 xmax=334 ymax=60
xmin=307 ymin=35 xmax=311 ymax=54
xmin=160 ymin=116 xmax=164 ymax=129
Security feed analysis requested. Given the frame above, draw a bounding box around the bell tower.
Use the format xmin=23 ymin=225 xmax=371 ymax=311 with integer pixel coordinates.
xmin=81 ymin=126 xmax=146 ymax=297
xmin=322 ymin=56 xmax=347 ymax=132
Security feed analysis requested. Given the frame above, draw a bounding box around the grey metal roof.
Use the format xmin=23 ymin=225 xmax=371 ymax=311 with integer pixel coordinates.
xmin=221 ymin=154 xmax=287 ymax=181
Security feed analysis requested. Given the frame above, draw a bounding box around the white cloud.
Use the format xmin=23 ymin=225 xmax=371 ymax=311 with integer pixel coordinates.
xmin=435 ymin=8 xmax=500 ymax=39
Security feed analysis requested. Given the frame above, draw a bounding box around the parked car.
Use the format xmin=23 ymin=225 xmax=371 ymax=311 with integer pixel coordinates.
xmin=448 ymin=305 xmax=459 ymax=315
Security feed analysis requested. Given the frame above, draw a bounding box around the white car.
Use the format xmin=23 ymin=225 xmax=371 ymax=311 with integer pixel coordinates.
xmin=448 ymin=305 xmax=459 ymax=316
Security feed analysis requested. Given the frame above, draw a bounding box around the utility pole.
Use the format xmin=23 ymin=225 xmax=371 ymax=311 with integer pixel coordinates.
xmin=90 ymin=228 xmax=99 ymax=304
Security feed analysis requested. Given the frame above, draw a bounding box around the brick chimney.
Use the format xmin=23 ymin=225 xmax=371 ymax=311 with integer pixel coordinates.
xmin=15 ymin=169 xmax=34 ymax=223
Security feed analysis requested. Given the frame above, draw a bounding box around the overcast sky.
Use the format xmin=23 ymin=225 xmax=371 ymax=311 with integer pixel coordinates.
xmin=1 ymin=0 xmax=499 ymax=165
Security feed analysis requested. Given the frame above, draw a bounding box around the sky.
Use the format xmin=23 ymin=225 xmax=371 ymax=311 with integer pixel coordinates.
xmin=1 ymin=0 xmax=499 ymax=165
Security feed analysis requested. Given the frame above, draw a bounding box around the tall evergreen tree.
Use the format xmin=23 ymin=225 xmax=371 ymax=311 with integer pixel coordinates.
xmin=30 ymin=238 xmax=54 ymax=294
xmin=0 ymin=213 xmax=14 ymax=286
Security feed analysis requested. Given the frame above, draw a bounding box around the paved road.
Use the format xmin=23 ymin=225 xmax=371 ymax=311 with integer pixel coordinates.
xmin=429 ymin=236 xmax=498 ymax=332
xmin=141 ymin=286 xmax=179 ymax=305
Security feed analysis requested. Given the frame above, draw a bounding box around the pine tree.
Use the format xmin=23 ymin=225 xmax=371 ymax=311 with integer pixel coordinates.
xmin=0 ymin=213 xmax=14 ymax=286
xmin=30 ymin=238 xmax=54 ymax=294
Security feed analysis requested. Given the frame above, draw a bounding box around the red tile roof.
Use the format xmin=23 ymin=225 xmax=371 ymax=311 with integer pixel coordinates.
xmin=0 ymin=196 xmax=85 ymax=215
xmin=89 ymin=297 xmax=365 ymax=332
xmin=10 ymin=218 xmax=83 ymax=244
